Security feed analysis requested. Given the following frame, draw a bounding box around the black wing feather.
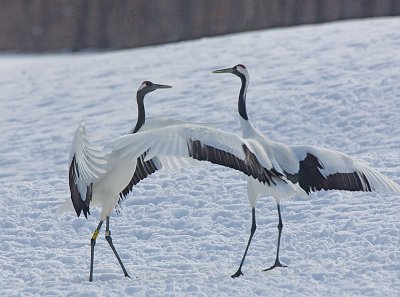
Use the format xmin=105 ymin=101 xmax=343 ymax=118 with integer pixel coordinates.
xmin=118 ymin=152 xmax=161 ymax=204
xmin=296 ymin=153 xmax=372 ymax=194
xmin=187 ymin=139 xmax=284 ymax=185
xmin=69 ymin=155 xmax=91 ymax=218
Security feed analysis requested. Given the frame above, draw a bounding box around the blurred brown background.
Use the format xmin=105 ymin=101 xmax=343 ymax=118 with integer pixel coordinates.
xmin=1 ymin=0 xmax=400 ymax=52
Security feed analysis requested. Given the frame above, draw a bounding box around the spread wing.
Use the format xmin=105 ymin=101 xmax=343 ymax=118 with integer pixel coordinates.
xmin=68 ymin=123 xmax=107 ymax=218
xmin=109 ymin=124 xmax=286 ymax=186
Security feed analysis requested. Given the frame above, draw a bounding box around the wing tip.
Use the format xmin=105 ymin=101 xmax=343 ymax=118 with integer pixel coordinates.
xmin=71 ymin=196 xmax=90 ymax=219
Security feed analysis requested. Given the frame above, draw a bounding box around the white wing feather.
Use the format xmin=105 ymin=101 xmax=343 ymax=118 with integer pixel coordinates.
xmin=69 ymin=123 xmax=108 ymax=200
xmin=110 ymin=124 xmax=274 ymax=171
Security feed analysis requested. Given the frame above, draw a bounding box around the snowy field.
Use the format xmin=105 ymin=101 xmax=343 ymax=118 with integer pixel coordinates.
xmin=1 ymin=17 xmax=400 ymax=296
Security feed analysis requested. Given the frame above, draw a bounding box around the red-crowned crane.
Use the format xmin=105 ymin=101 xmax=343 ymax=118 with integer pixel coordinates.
xmin=66 ymin=81 xmax=171 ymax=281
xmin=212 ymin=64 xmax=400 ymax=278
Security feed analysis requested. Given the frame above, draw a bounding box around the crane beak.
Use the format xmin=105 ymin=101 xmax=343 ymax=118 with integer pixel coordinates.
xmin=154 ymin=84 xmax=172 ymax=89
xmin=212 ymin=67 xmax=234 ymax=74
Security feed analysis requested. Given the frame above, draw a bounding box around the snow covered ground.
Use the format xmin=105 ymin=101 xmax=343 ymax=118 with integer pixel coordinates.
xmin=1 ymin=17 xmax=400 ymax=296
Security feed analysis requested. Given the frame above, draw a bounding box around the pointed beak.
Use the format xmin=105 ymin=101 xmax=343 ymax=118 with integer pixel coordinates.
xmin=154 ymin=83 xmax=172 ymax=89
xmin=212 ymin=67 xmax=234 ymax=74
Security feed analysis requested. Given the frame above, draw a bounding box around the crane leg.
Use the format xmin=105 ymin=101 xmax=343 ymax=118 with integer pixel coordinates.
xmin=232 ymin=208 xmax=256 ymax=278
xmin=89 ymin=220 xmax=104 ymax=282
xmin=105 ymin=217 xmax=130 ymax=278
xmin=263 ymin=203 xmax=287 ymax=272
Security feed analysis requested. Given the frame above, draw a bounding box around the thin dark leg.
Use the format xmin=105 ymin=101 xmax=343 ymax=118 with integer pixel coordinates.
xmin=263 ymin=203 xmax=287 ymax=272
xmin=105 ymin=217 xmax=130 ymax=278
xmin=90 ymin=220 xmax=104 ymax=282
xmin=232 ymin=208 xmax=256 ymax=278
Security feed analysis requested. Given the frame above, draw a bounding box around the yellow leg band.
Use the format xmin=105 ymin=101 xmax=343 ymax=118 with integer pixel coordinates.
xmin=92 ymin=229 xmax=100 ymax=240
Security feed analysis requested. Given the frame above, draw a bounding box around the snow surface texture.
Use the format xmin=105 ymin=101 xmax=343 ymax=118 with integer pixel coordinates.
xmin=1 ymin=18 xmax=400 ymax=296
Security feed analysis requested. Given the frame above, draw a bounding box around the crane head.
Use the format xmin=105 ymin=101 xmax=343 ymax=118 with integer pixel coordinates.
xmin=212 ymin=64 xmax=249 ymax=78
xmin=137 ymin=81 xmax=172 ymax=95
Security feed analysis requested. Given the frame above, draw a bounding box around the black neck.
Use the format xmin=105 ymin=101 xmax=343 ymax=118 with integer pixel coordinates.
xmin=238 ymin=74 xmax=248 ymax=121
xmin=132 ymin=91 xmax=146 ymax=134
